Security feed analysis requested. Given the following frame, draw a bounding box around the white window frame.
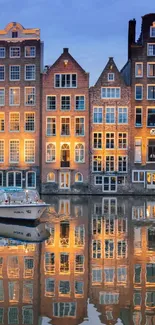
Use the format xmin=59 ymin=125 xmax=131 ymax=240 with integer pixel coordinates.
xmin=75 ymin=172 xmax=83 ymax=182
xmin=147 ymin=43 xmax=155 ymax=56
xmin=0 ymin=47 xmax=5 ymax=58
xmin=106 ymin=132 xmax=115 ymax=149
xmin=108 ymin=73 xmax=115 ymax=81
xmin=92 ymin=240 xmax=102 ymax=259
xmin=9 ymin=87 xmax=20 ymax=106
xmin=101 ymin=87 xmax=121 ymax=99
xmin=102 ymin=176 xmax=117 ymax=192
xmin=94 ymin=175 xmax=102 ymax=185
xmin=74 ymin=254 xmax=85 ymax=273
xmin=26 ymin=171 xmax=36 ymax=189
xmin=24 ymin=112 xmax=35 ymax=132
xmin=0 ymin=140 xmax=4 ymax=163
xmin=9 ymin=112 xmax=20 ymax=132
xmin=104 ymin=239 xmax=114 ymax=259
xmin=25 ymin=46 xmax=36 ymax=58
xmin=105 ymin=155 xmax=115 ymax=172
xmin=9 ymin=65 xmax=20 ymax=81
xmin=147 ymin=62 xmax=155 ymax=78
xmin=132 ymin=170 xmax=145 ymax=183
xmin=75 ymin=116 xmax=85 ymax=136
xmin=75 ymin=95 xmax=85 ymax=110
xmin=60 ymin=95 xmax=71 ymax=110
xmin=47 ymin=172 xmax=55 ymax=183
xmin=117 ymin=155 xmax=128 ymax=173
xmin=25 ymin=64 xmax=36 ymax=81
xmin=6 ymin=171 xmax=22 ymax=188
xmin=59 ymin=172 xmax=70 ymax=189
xmin=118 ymin=107 xmax=128 ymax=124
xmin=0 ymin=65 xmax=5 ymax=81
xmin=147 ymin=84 xmax=155 ymax=100
xmin=24 ymin=139 xmax=35 ymax=163
xmin=93 ymin=132 xmax=102 ymax=149
xmin=46 ymin=142 xmax=56 ymax=163
xmin=0 ymin=88 xmax=5 ymax=106
xmin=9 ymin=47 xmax=20 ymax=58
xmin=46 ymin=116 xmax=56 ymax=136
xmin=24 ymin=87 xmax=36 ymax=106
xmin=135 ymin=84 xmax=143 ymax=100
xmin=105 ymin=107 xmax=115 ymax=124
xmin=117 ymin=240 xmax=127 ymax=258
xmin=74 ymin=142 xmax=85 ymax=163
xmin=0 ymin=171 xmax=3 ymax=186
xmin=60 ymin=116 xmax=70 ymax=135
xmin=118 ymin=132 xmax=128 ymax=150
xmin=46 ymin=95 xmax=57 ymax=111
xmin=0 ymin=112 xmax=5 ymax=132
xmin=54 ymin=73 xmax=77 ymax=88
xmin=135 ymin=62 xmax=143 ymax=78
xmin=9 ymin=140 xmax=20 ymax=163
xmin=92 ymin=155 xmax=102 ymax=172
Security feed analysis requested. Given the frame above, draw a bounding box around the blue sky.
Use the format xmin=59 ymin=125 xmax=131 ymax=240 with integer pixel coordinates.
xmin=0 ymin=0 xmax=155 ymax=85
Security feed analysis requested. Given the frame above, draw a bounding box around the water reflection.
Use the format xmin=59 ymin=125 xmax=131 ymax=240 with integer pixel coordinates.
xmin=0 ymin=195 xmax=155 ymax=324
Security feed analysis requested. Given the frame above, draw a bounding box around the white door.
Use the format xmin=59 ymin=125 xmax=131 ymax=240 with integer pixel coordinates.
xmin=60 ymin=172 xmax=70 ymax=189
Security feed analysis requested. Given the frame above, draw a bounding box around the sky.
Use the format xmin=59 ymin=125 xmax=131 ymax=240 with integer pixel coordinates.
xmin=0 ymin=0 xmax=155 ymax=85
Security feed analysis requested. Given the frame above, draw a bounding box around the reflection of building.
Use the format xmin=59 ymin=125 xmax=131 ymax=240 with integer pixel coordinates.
xmin=0 ymin=22 xmax=43 ymax=190
xmin=41 ymin=48 xmax=89 ymax=194
xmin=40 ymin=196 xmax=89 ymax=324
xmin=0 ymin=240 xmax=40 ymax=325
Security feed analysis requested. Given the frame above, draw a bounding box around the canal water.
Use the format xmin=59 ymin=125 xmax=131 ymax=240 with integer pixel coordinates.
xmin=0 ymin=195 xmax=155 ymax=325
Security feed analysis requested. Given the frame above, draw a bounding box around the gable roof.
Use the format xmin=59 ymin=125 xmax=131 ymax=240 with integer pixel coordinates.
xmin=94 ymin=57 xmax=126 ymax=87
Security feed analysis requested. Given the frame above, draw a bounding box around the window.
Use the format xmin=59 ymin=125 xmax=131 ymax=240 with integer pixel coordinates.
xmin=0 ymin=172 xmax=3 ymax=186
xmin=25 ymin=87 xmax=35 ymax=105
xmin=147 ymin=63 xmax=155 ymax=77
xmin=106 ymin=156 xmax=115 ymax=172
xmin=7 ymin=256 xmax=19 ymax=278
xmin=9 ymin=113 xmax=20 ymax=132
xmin=92 ymin=156 xmax=102 ymax=172
xmin=117 ymin=176 xmax=126 ymax=185
xmin=105 ymin=239 xmax=114 ymax=258
xmin=25 ymin=65 xmax=36 ymax=80
xmin=103 ymin=176 xmax=117 ymax=192
xmin=106 ymin=107 xmax=115 ymax=123
xmin=46 ymin=117 xmax=56 ymax=136
xmin=92 ymin=240 xmax=102 ymax=258
xmin=0 ymin=281 xmax=3 ymax=301
xmin=61 ymin=117 xmax=70 ymax=135
xmin=118 ymin=156 xmax=127 ymax=173
xmin=133 ymin=292 xmax=141 ymax=306
xmin=75 ymin=281 xmax=84 ymax=297
xmin=132 ymin=171 xmax=145 ymax=183
xmin=92 ymin=216 xmax=102 ymax=234
xmin=22 ymin=306 xmax=33 ymax=325
xmin=75 ymin=255 xmax=84 ymax=273
xmin=146 ymin=264 xmax=155 ymax=283
xmin=148 ymin=139 xmax=155 ymax=161
xmin=103 ymin=198 xmax=117 ymax=215
xmin=148 ymin=85 xmax=155 ymax=99
xmin=10 ymin=47 xmax=20 ymax=58
xmin=10 ymin=65 xmax=20 ymax=81
xmin=8 ymin=307 xmax=18 ymax=324
xmin=147 ymin=108 xmax=155 ymax=126
xmin=24 ymin=257 xmax=34 ymax=278
xmin=75 ymin=117 xmax=84 ymax=136
xmin=12 ymin=31 xmax=18 ymax=38
xmin=93 ymin=107 xmax=103 ymax=123
xmin=26 ymin=171 xmax=36 ymax=188
xmin=61 ymin=96 xmax=70 ymax=110
xmin=46 ymin=96 xmax=56 ymax=110
xmin=135 ymin=85 xmax=143 ymax=100
xmin=0 ymin=113 xmax=4 ymax=132
xmin=75 ymin=172 xmax=83 ymax=182
xmin=95 ymin=175 xmax=102 ymax=185
xmin=60 ymin=253 xmax=69 ymax=273
xmin=60 ymin=144 xmax=70 ymax=168
xmin=0 ymin=66 xmax=4 ymax=81
xmin=46 ymin=143 xmax=56 ymax=162
xmin=106 ymin=133 xmax=115 ymax=149
xmin=55 ymin=74 xmax=77 ymax=88
xmin=25 ymin=46 xmax=36 ymax=57
xmin=101 ymin=87 xmax=120 ymax=98
xmin=100 ymin=292 xmax=119 ymax=305
xmin=105 ymin=216 xmax=115 ymax=234
xmin=0 ymin=307 xmax=4 ymax=323
xmin=118 ymin=133 xmax=127 ymax=149
xmin=0 ymin=89 xmax=4 ymax=106
xmin=9 ymin=88 xmax=20 ymax=105
xmin=9 ymin=140 xmax=19 ymax=163
xmin=44 ymin=252 xmax=55 ymax=274
xmin=25 ymin=113 xmax=35 ymax=132
xmin=75 ymin=143 xmax=85 ymax=162
xmin=135 ymin=138 xmax=142 ymax=163
xmin=135 ymin=107 xmax=142 ymax=126
xmin=150 ymin=26 xmax=155 ymax=37
xmin=0 ymin=47 xmax=5 ymax=58
xmin=24 ymin=140 xmax=35 ymax=163
xmin=75 ymin=95 xmax=85 ymax=110
xmin=53 ymin=302 xmax=76 ymax=317
xmin=92 ymin=268 xmax=102 ymax=283
xmin=59 ymin=281 xmax=70 ymax=296
xmin=74 ymin=225 xmax=85 ymax=246
xmin=135 ymin=63 xmax=143 ymax=77
xmin=118 ymin=107 xmax=128 ymax=123
xmin=117 ymin=240 xmax=127 ymax=258
xmin=108 ymin=73 xmax=114 ymax=81
xmin=93 ymin=133 xmax=102 ymax=149
xmin=134 ymin=264 xmax=141 ymax=283
xmin=23 ymin=281 xmax=33 ymax=302
xmin=0 ymin=141 xmax=4 ymax=163
xmin=9 ymin=281 xmax=19 ymax=302
xmin=146 ymin=291 xmax=155 ymax=307
xmin=45 ymin=278 xmax=55 ymax=297
xmin=104 ymin=268 xmax=115 ymax=283
xmin=148 ymin=43 xmax=155 ymax=56
xmin=47 ymin=172 xmax=55 ymax=182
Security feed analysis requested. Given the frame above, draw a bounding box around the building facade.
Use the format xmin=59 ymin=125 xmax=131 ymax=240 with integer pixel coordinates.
xmin=0 ymin=22 xmax=43 ymax=191
xmin=41 ymin=48 xmax=89 ymax=194
xmin=89 ymin=58 xmax=131 ymax=194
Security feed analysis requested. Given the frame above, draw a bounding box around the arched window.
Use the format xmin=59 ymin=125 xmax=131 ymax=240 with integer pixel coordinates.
xmin=75 ymin=143 xmax=85 ymax=163
xmin=61 ymin=144 xmax=70 ymax=167
xmin=47 ymin=172 xmax=55 ymax=183
xmin=7 ymin=171 xmax=22 ymax=187
xmin=75 ymin=172 xmax=83 ymax=183
xmin=26 ymin=171 xmax=36 ymax=188
xmin=46 ymin=143 xmax=56 ymax=162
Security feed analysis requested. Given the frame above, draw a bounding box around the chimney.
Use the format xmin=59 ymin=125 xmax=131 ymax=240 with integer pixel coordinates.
xmin=128 ymin=19 xmax=136 ymax=59
xmin=63 ymin=48 xmax=69 ymax=53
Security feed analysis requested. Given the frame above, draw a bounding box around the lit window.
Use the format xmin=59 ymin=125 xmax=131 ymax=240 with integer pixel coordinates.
xmin=135 ymin=85 xmax=143 ymax=100
xmin=74 ymin=225 xmax=85 ymax=246
xmin=9 ymin=282 xmax=19 ymax=302
xmin=0 ymin=48 xmax=5 ymax=58
xmin=0 ymin=113 xmax=4 ymax=132
xmin=0 ymin=66 xmax=5 ymax=81
xmin=117 ymin=240 xmax=127 ymax=258
xmin=60 ymin=253 xmax=69 ymax=273
xmin=118 ymin=133 xmax=127 ymax=149
xmin=25 ymin=65 xmax=36 ymax=80
xmin=46 ymin=96 xmax=56 ymax=110
xmin=46 ymin=117 xmax=56 ymax=136
xmin=75 ymin=254 xmax=84 ymax=273
xmin=101 ymin=87 xmax=120 ymax=99
xmin=147 ymin=63 xmax=155 ymax=77
xmin=24 ymin=113 xmax=35 ymax=132
xmin=47 ymin=172 xmax=55 ymax=182
xmin=9 ymin=88 xmax=20 ymax=105
xmin=105 ymin=239 xmax=114 ymax=258
xmin=10 ymin=47 xmax=20 ymax=58
xmin=26 ymin=171 xmax=36 ymax=188
xmin=7 ymin=256 xmax=19 ymax=278
xmin=25 ymin=46 xmax=36 ymax=57
xmin=135 ymin=63 xmax=143 ymax=77
xmin=9 ymin=113 xmax=20 ymax=132
xmin=0 ymin=89 xmax=5 ymax=106
xmin=46 ymin=143 xmax=56 ymax=162
xmin=75 ymin=143 xmax=85 ymax=163
xmin=24 ymin=140 xmax=35 ymax=163
xmin=132 ymin=171 xmax=145 ymax=183
xmin=92 ymin=240 xmax=102 ymax=258
xmin=9 ymin=140 xmax=20 ymax=163
xmin=25 ymin=87 xmax=36 ymax=105
xmin=75 ymin=117 xmax=85 ymax=136
xmin=75 ymin=172 xmax=83 ymax=182
xmin=61 ymin=117 xmax=70 ymax=135
xmin=8 ymin=307 xmax=18 ymax=324
xmin=55 ymin=74 xmax=77 ymax=88
xmin=10 ymin=65 xmax=20 ymax=81
xmin=23 ymin=280 xmax=33 ymax=303
xmin=75 ymin=96 xmax=85 ymax=110
xmin=92 ymin=156 xmax=102 ymax=172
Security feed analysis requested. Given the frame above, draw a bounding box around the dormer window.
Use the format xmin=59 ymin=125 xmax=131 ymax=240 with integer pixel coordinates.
xmin=108 ymin=73 xmax=114 ymax=81
xmin=150 ymin=24 xmax=155 ymax=37
xmin=12 ymin=31 xmax=18 ymax=38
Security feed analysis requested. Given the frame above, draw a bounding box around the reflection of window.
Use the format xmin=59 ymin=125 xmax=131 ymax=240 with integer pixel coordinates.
xmin=92 ymin=240 xmax=102 ymax=258
xmin=45 ymin=278 xmax=55 ymax=297
xmin=105 ymin=240 xmax=114 ymax=258
xmin=133 ymin=311 xmax=142 ymax=325
xmin=23 ymin=281 xmax=33 ymax=302
xmin=104 ymin=268 xmax=114 ymax=283
xmin=9 ymin=282 xmax=19 ymax=302
xmin=24 ymin=257 xmax=34 ymax=278
xmin=132 ymin=207 xmax=144 ymax=220
xmin=59 ymin=281 xmax=70 ymax=296
xmin=60 ymin=253 xmax=69 ymax=273
xmin=75 ymin=225 xmax=85 ymax=247
xmin=75 ymin=281 xmax=83 ymax=297
xmin=45 ymin=226 xmax=55 ymax=246
xmin=44 ymin=253 xmax=55 ymax=274
xmin=99 ymin=292 xmax=119 ymax=304
xmin=92 ymin=268 xmax=102 ymax=284
xmin=103 ymin=198 xmax=117 ymax=215
xmin=117 ymin=267 xmax=127 ymax=283
xmin=8 ymin=307 xmax=18 ymax=324
xmin=146 ymin=292 xmax=155 ymax=307
xmin=7 ymin=256 xmax=19 ymax=278
xmin=53 ymin=302 xmax=76 ymax=317
xmin=22 ymin=306 xmax=33 ymax=325
xmin=75 ymin=255 xmax=84 ymax=273
xmin=0 ymin=308 xmax=4 ymax=324
xmin=133 ymin=292 xmax=141 ymax=306
xmin=0 ymin=281 xmax=4 ymax=301
xmin=92 ymin=216 xmax=102 ymax=234
xmin=117 ymin=240 xmax=127 ymax=258
xmin=146 ymin=264 xmax=155 ymax=283
xmin=134 ymin=264 xmax=141 ymax=283
xmin=105 ymin=217 xmax=114 ymax=235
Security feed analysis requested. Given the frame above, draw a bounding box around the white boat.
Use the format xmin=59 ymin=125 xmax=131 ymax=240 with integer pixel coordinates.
xmin=0 ymin=188 xmax=50 ymax=220
xmin=0 ymin=220 xmax=51 ymax=243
